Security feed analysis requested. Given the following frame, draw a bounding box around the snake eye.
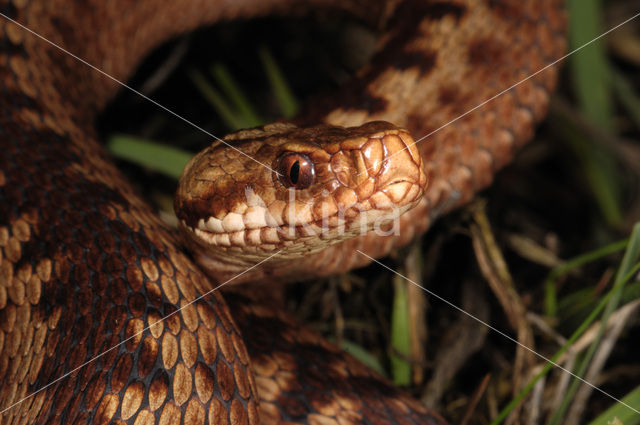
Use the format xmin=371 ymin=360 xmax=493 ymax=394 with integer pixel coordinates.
xmin=277 ymin=152 xmax=315 ymax=189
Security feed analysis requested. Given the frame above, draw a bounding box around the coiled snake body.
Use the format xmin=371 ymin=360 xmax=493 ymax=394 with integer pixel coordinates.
xmin=0 ymin=1 xmax=565 ymax=424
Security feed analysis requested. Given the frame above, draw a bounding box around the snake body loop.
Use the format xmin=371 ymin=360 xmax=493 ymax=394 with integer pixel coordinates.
xmin=0 ymin=0 xmax=565 ymax=424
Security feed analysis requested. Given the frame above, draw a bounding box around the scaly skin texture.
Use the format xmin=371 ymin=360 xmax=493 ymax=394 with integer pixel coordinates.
xmin=0 ymin=0 xmax=564 ymax=424
xmin=176 ymin=0 xmax=566 ymax=284
xmin=176 ymin=122 xmax=428 ymax=279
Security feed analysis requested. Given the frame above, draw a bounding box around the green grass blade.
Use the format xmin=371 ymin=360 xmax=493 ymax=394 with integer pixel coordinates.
xmin=548 ymin=222 xmax=640 ymax=425
xmin=623 ymin=280 xmax=640 ymax=302
xmin=544 ymin=238 xmax=628 ymax=317
xmin=568 ymin=0 xmax=614 ymax=132
xmin=490 ymin=224 xmax=640 ymax=425
xmin=107 ymin=135 xmax=192 ymax=180
xmin=564 ymin=0 xmax=622 ymax=227
xmin=553 ymin=107 xmax=623 ymax=228
xmin=489 ymin=295 xmax=608 ymax=425
xmin=210 ymin=63 xmax=263 ymax=128
xmin=390 ymin=276 xmax=411 ymax=386
xmin=586 ymin=385 xmax=640 ymax=425
xmin=611 ymin=68 xmax=640 ymax=130
xmin=340 ymin=339 xmax=387 ymax=377
xmin=188 ymin=68 xmax=244 ymax=130
xmin=259 ymin=46 xmax=299 ymax=118
xmin=490 ymin=284 xmax=615 ymax=425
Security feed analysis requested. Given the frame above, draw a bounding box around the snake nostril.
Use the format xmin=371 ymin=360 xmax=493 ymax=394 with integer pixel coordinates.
xmin=388 ymin=179 xmax=406 ymax=186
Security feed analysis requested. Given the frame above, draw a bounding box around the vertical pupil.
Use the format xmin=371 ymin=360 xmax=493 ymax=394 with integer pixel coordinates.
xmin=290 ymin=161 xmax=300 ymax=184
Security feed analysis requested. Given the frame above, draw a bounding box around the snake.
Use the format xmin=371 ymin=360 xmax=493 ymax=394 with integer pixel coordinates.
xmin=0 ymin=0 xmax=566 ymax=424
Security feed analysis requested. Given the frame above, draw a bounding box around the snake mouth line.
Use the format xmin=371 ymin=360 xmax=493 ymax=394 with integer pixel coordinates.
xmin=181 ymin=198 xmax=418 ymax=251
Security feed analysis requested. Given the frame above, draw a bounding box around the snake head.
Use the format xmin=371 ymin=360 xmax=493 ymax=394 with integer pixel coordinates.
xmin=175 ymin=121 xmax=427 ymax=269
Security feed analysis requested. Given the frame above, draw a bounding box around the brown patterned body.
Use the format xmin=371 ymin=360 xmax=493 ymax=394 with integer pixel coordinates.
xmin=176 ymin=0 xmax=566 ymax=284
xmin=0 ymin=0 xmax=564 ymax=424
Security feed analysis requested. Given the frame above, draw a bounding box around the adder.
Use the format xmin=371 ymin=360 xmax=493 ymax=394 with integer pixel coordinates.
xmin=0 ymin=0 xmax=566 ymax=424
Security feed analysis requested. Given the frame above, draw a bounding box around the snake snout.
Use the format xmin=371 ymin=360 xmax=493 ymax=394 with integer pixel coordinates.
xmin=376 ymin=129 xmax=427 ymax=207
xmin=330 ymin=126 xmax=427 ymax=214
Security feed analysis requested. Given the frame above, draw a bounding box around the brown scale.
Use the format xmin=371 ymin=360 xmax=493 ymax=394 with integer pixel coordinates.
xmin=225 ymin=292 xmax=447 ymax=425
xmin=0 ymin=0 xmax=565 ymax=424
